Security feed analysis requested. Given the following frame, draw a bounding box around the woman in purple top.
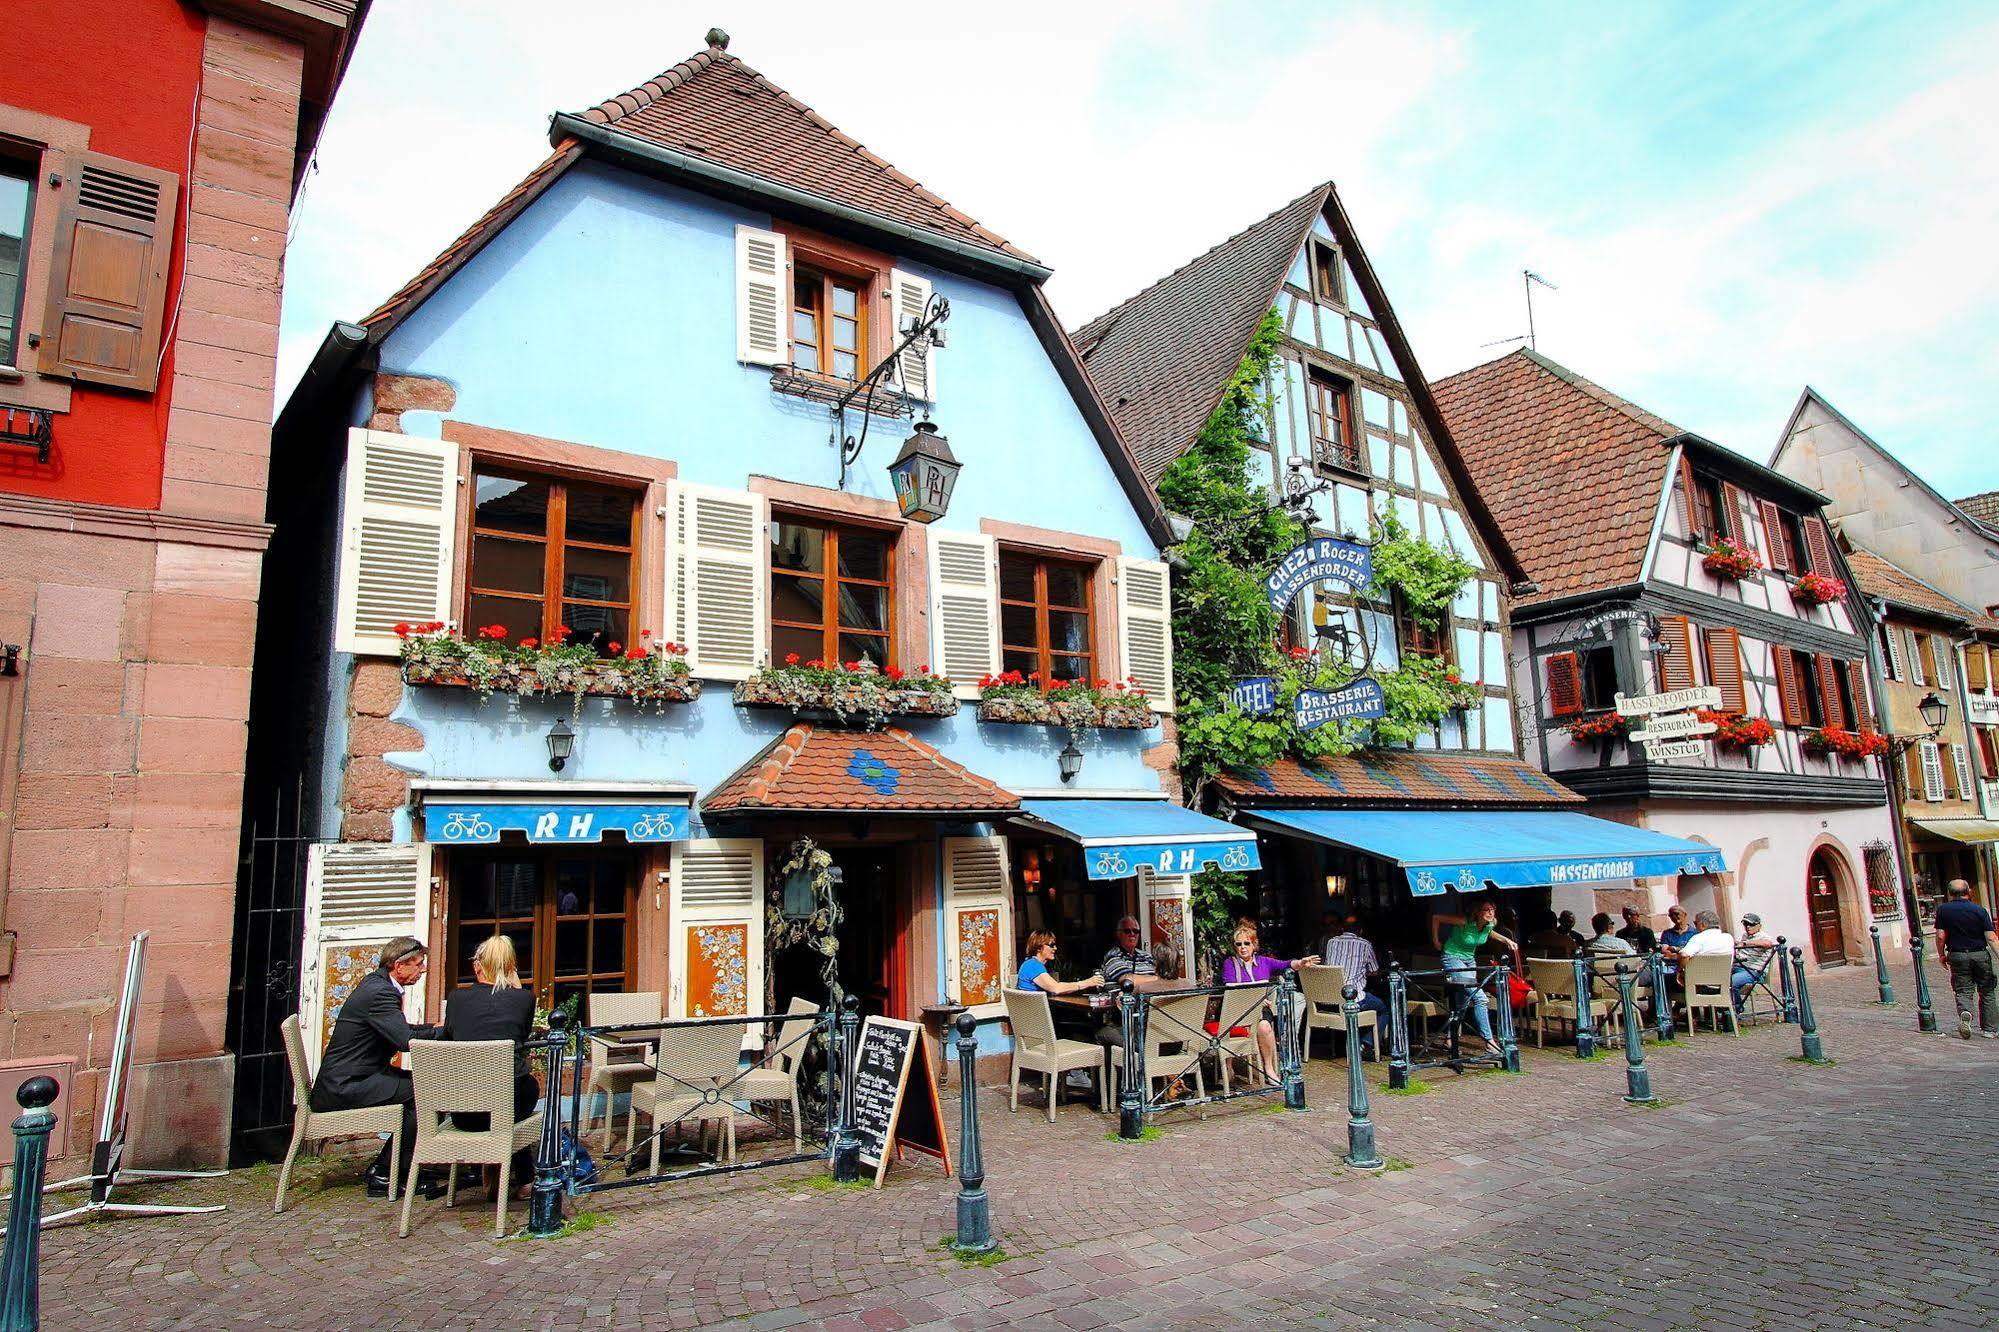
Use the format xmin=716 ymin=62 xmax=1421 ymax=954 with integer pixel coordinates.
xmin=1220 ymin=926 xmax=1318 ymax=1084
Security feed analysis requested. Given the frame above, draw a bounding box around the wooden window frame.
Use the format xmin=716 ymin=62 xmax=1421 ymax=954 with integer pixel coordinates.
xmin=777 ymin=225 xmax=891 ymax=383
xmin=0 ymin=150 xmax=34 ymax=371
xmin=789 ymin=262 xmax=870 ymax=382
xmin=1396 ymin=591 xmax=1451 ymax=665
xmin=768 ymin=509 xmax=898 ymax=669
xmin=445 ymin=848 xmax=640 ymax=1010
xmin=1305 ymin=367 xmax=1364 ymax=476
xmin=0 ymin=106 xmax=89 ymax=412
xmin=1688 ymin=471 xmax=1727 ymax=544
xmin=463 ymin=463 xmax=642 ymax=653
xmin=999 ymin=549 xmax=1098 ymax=690
xmin=1578 ymin=643 xmax=1619 ymax=713
xmin=1308 ymin=238 xmax=1345 ymax=305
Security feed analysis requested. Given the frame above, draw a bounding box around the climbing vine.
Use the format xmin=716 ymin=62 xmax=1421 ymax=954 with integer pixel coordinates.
xmin=1367 ymin=510 xmax=1477 ymax=628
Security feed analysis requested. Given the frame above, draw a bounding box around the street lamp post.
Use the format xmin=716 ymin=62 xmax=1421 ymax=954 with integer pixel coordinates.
xmin=1881 ymin=685 xmax=1949 ymax=1034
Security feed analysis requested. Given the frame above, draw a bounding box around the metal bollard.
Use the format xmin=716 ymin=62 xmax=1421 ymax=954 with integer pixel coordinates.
xmin=1276 ymin=969 xmax=1306 ymax=1111
xmin=1791 ymin=947 xmax=1827 ymax=1063
xmin=1910 ymin=923 xmax=1938 ymax=1034
xmin=1117 ymin=981 xmax=1146 ymax=1140
xmin=1386 ymin=963 xmax=1411 ymax=1091
xmin=832 ymin=996 xmax=863 ymax=1182
xmin=1649 ymin=951 xmax=1674 ymax=1042
xmin=1776 ymin=936 xmax=1798 ymax=1023
xmin=0 ymin=1077 xmax=57 ymax=1331
xmin=525 ymin=1012 xmax=569 ymax=1236
xmin=1340 ymin=985 xmax=1383 ymax=1170
xmin=1614 ymin=964 xmax=1656 ymax=1105
xmin=1571 ymin=954 xmax=1597 ymax=1059
xmin=1493 ymin=962 xmax=1520 ymax=1073
xmin=1869 ymin=925 xmax=1895 ymax=1005
xmin=950 ymin=1012 xmax=995 ymax=1255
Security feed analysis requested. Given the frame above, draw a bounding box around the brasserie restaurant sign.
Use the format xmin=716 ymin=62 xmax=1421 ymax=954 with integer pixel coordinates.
xmin=1294 ymin=678 xmax=1388 ymax=731
xmin=1265 ymin=536 xmax=1372 ymax=617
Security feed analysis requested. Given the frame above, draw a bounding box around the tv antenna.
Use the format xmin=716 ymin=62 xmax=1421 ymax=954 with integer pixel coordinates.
xmin=1523 ymin=269 xmax=1557 ymax=351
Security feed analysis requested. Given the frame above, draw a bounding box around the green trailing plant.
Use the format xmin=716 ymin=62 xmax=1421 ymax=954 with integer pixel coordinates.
xmin=1367 ymin=511 xmax=1476 ymax=628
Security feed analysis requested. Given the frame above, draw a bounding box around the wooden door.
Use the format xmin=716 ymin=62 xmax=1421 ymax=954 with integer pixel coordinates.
xmin=831 ymin=846 xmax=902 ymax=1019
xmin=1806 ymin=867 xmax=1847 ymax=965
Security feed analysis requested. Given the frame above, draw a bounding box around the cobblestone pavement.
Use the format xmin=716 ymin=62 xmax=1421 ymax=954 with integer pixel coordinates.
xmin=36 ymin=961 xmax=1999 ymax=1330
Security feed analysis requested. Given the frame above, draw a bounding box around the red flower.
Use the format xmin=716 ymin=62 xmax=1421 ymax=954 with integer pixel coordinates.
xmin=640 ymin=629 xmax=652 ymax=638
xmin=477 ymin=624 xmax=507 ymax=640
xmin=393 ymin=623 xmax=411 ymax=638
xmin=553 ymin=625 xmax=571 ymax=641
xmin=918 ymin=664 xmax=929 ymax=673
xmin=843 ymin=660 xmax=860 ymax=672
xmin=1028 ymin=671 xmax=1041 ymax=682
xmin=607 ymin=641 xmax=622 ymax=655
xmin=1113 ymin=681 xmax=1126 ymax=691
xmin=784 ymin=652 xmax=801 ymax=666
xmin=807 ymin=659 xmax=823 ymax=670
xmin=977 ymin=675 xmax=992 ymax=688
xmin=519 ymin=637 xmax=539 ymax=650
xmin=625 ymin=645 xmax=647 ymax=660
xmin=1095 ymin=678 xmax=1109 ymax=688
xmin=885 ymin=666 xmax=904 ymax=681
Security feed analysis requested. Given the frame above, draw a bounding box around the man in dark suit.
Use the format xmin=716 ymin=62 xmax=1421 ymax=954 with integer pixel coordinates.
xmin=310 ymin=935 xmax=441 ymax=1198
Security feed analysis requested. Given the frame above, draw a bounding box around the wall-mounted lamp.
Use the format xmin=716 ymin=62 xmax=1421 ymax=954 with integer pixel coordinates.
xmin=1918 ymin=689 xmax=1948 ymax=736
xmin=1057 ymin=739 xmax=1084 ymax=784
xmin=1324 ymin=873 xmax=1347 ymax=900
xmin=545 ymin=718 xmax=576 ymax=772
xmin=888 ymin=420 xmax=961 ymax=524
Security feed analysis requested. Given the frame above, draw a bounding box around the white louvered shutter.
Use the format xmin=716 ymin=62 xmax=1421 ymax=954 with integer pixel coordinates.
xmin=1118 ymin=556 xmax=1175 ymax=713
xmin=1137 ymin=866 xmax=1195 ymax=982
xmin=929 ymin=531 xmax=998 ymax=699
xmin=1905 ymin=629 xmax=1927 ymax=686
xmin=668 ymin=841 xmax=765 ymax=1040
xmin=735 ymin=225 xmax=787 ymax=366
xmin=1920 ymin=741 xmax=1945 ymax=802
xmin=1882 ymin=625 xmax=1905 ymax=682
xmin=1936 ymin=643 xmax=1954 ymax=689
xmin=943 ymin=836 xmax=1011 ymax=1014
xmin=332 ymin=429 xmax=458 ymax=656
xmin=890 ymin=268 xmax=937 ymax=401
xmin=299 ymin=842 xmax=433 ymax=1067
xmin=670 ymin=482 xmax=767 ymax=680
xmin=1952 ymin=745 xmax=1974 ymax=802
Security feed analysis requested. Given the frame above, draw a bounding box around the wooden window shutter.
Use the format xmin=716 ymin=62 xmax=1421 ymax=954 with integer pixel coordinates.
xmin=300 ymin=843 xmax=433 ymax=1063
xmin=1773 ymin=649 xmax=1806 ymax=726
xmin=666 ymin=839 xmax=765 ymax=1030
xmin=1846 ymin=661 xmax=1873 ymax=730
xmin=1934 ymin=639 xmax=1954 ymax=689
xmin=1976 ymin=727 xmax=1998 ymax=780
xmin=669 ymin=481 xmax=767 ymax=680
xmin=1814 ymin=654 xmax=1846 ymax=728
xmin=942 ymin=836 xmax=1011 ymax=1011
xmin=890 ymin=268 xmax=937 ymax=401
xmin=1546 ymin=651 xmax=1583 ymax=717
xmin=332 ymin=429 xmax=459 ymax=656
xmin=36 ymin=152 xmax=179 ymax=391
xmin=928 ymin=532 xmax=999 ymax=699
xmin=1137 ymin=866 xmax=1194 ymax=982
xmin=1117 ymin=556 xmax=1175 ymax=712
xmin=1967 ymin=643 xmax=1990 ymax=692
xmin=1905 ymin=628 xmax=1927 ymax=686
xmin=1880 ymin=625 xmax=1905 ymax=682
xmin=1674 ymin=453 xmax=1698 ymax=539
xmin=1905 ymin=743 xmax=1926 ymax=797
xmin=1719 ymin=483 xmax=1746 ymax=542
xmin=1950 ymin=745 xmax=1972 ymax=801
xmin=1704 ymin=627 xmax=1747 ymax=714
xmin=1655 ymin=614 xmax=1697 ymax=692
xmin=734 ymin=225 xmax=787 ymax=365
xmin=1940 ymin=743 xmax=1960 ymax=799
xmin=1800 ymin=516 xmax=1836 ymax=575
xmin=1758 ymin=501 xmax=1792 ymax=571
xmin=1916 ymin=633 xmax=1939 ymax=685
xmin=1919 ymin=741 xmax=1944 ymax=801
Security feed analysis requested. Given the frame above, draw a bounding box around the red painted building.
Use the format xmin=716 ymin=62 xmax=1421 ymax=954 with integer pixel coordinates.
xmin=0 ymin=0 xmax=367 ymax=1165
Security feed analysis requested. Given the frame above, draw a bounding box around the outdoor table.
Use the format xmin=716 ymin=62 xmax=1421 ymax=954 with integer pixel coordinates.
xmin=918 ymin=1002 xmax=965 ymax=1088
xmin=1049 ymin=989 xmax=1123 ymax=1110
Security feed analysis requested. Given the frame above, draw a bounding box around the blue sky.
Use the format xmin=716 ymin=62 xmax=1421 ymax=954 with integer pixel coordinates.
xmin=279 ymin=0 xmax=1996 ymax=497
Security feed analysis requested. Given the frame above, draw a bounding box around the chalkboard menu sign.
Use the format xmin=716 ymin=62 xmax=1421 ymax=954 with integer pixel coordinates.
xmin=852 ymin=1015 xmax=950 ymax=1187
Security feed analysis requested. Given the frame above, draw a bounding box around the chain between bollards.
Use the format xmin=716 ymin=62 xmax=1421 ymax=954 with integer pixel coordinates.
xmin=1909 ymin=919 xmax=1938 ymax=1033
xmin=949 ymin=1012 xmax=995 ymax=1255
xmin=1790 ymin=946 xmax=1828 ymax=1063
xmin=1614 ymin=963 xmax=1656 ymax=1105
xmin=1116 ymin=981 xmax=1145 ymax=1140
xmin=1869 ymin=925 xmax=1895 ymax=1005
xmin=1340 ymin=985 xmax=1383 ymax=1170
xmin=1775 ymin=936 xmax=1798 ymax=1023
xmin=1492 ymin=961 xmax=1520 ymax=1073
xmin=832 ymin=996 xmax=862 ymax=1182
xmin=525 ymin=1012 xmax=569 ymax=1237
xmin=1571 ymin=955 xmax=1596 ymax=1059
xmin=1385 ymin=963 xmax=1411 ymax=1091
xmin=1 ymin=1076 xmax=59 ymax=1331
xmin=1276 ymin=969 xmax=1306 ymax=1111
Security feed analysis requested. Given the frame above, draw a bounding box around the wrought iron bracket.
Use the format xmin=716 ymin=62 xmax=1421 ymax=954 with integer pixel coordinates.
xmin=832 ymin=293 xmax=950 ymax=489
xmin=0 ymin=407 xmax=52 ymax=465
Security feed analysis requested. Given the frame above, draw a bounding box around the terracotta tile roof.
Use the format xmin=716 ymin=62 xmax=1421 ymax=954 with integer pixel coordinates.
xmin=1954 ymin=490 xmax=1999 ymax=528
xmin=1073 ymin=187 xmax=1327 ymax=486
xmin=1433 ymin=350 xmax=1679 ymax=607
xmin=702 ymin=724 xmax=1021 ymax=816
xmin=1845 ymin=547 xmax=1999 ymax=630
xmin=1214 ymin=751 xmax=1584 ymax=807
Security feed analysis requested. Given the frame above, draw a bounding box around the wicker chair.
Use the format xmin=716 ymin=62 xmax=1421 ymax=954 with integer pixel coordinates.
xmin=399 ymin=1039 xmax=543 ymax=1237
xmin=1679 ymin=953 xmax=1740 ymax=1034
xmin=1296 ymin=965 xmax=1375 ymax=1062
xmin=1210 ymin=983 xmax=1273 ymax=1093
xmin=585 ymin=991 xmax=663 ymax=1152
xmin=737 ymin=997 xmax=819 ymax=1149
xmin=273 ymin=1014 xmax=404 ymax=1213
xmin=1001 ymin=989 xmax=1102 ymax=1120
xmin=629 ymin=1021 xmax=747 ymax=1174
xmin=1111 ymin=993 xmax=1210 ymax=1117
xmin=1527 ymin=959 xmax=1614 ymax=1047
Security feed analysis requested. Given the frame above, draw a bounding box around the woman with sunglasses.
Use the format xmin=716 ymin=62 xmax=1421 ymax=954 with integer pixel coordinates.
xmin=1015 ymin=929 xmax=1104 ymax=996
xmin=1219 ymin=925 xmax=1318 ymax=1084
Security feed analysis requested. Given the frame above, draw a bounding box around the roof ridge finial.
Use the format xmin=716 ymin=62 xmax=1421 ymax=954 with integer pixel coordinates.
xmin=705 ymin=27 xmax=730 ymax=51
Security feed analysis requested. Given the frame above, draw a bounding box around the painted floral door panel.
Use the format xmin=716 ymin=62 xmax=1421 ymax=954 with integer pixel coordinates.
xmin=685 ymin=922 xmax=750 ymax=1016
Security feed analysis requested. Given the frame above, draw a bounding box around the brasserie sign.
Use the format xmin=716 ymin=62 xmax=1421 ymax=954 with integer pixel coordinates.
xmin=1295 ymin=678 xmax=1388 ymax=731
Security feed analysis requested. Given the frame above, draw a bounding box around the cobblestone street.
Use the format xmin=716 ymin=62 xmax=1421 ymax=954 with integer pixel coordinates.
xmin=37 ymin=963 xmax=1999 ymax=1331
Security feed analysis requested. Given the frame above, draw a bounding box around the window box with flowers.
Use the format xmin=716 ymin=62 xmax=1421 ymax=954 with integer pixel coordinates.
xmin=397 ymin=623 xmax=698 ymax=713
xmin=1790 ymin=572 xmax=1847 ymax=607
xmin=1700 ymin=538 xmax=1762 ymax=582
xmin=732 ymin=656 xmax=957 ymax=729
xmin=1801 ymin=724 xmax=1889 ymax=762
xmin=1700 ymin=709 xmax=1775 ymax=752
xmin=975 ymin=673 xmax=1157 ymax=730
xmin=1565 ymin=710 xmax=1630 ymax=748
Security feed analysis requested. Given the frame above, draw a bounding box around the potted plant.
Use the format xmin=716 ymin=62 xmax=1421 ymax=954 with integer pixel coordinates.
xmin=1564 ymin=710 xmax=1630 ymax=746
xmin=1790 ymin=571 xmax=1847 ymax=607
xmin=1700 ymin=537 xmax=1762 ymax=581
xmin=733 ymin=656 xmax=956 ymax=729
xmin=398 ymin=623 xmax=698 ymax=713
xmin=1701 ymin=709 xmax=1774 ymax=751
xmin=1801 ymin=723 xmax=1889 ymax=761
xmin=976 ymin=672 xmax=1156 ymax=729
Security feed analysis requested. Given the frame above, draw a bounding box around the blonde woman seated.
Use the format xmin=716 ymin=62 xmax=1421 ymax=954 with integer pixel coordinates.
xmin=1014 ymin=930 xmax=1104 ymax=996
xmin=443 ymin=934 xmax=539 ymax=1198
xmin=1220 ymin=925 xmax=1319 ymax=1084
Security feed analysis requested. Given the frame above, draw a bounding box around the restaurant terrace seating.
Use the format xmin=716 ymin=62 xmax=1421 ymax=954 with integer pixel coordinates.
xmin=1296 ymin=965 xmax=1375 ymax=1061
xmin=1210 ymin=983 xmax=1272 ymax=1092
xmin=628 ymin=1020 xmax=747 ymax=1174
xmin=1002 ymin=988 xmax=1104 ymax=1120
xmin=398 ymin=1039 xmax=544 ymax=1238
xmin=274 ymin=1014 xmax=403 ymax=1214
xmin=1679 ymin=954 xmax=1740 ymax=1034
xmin=1113 ymin=993 xmax=1211 ymax=1117
xmin=1526 ymin=958 xmax=1614 ymax=1047
xmin=737 ymin=997 xmax=818 ymax=1148
xmin=585 ymin=990 xmax=663 ymax=1152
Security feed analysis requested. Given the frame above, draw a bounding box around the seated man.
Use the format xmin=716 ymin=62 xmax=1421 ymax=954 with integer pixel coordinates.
xmin=309 ymin=936 xmax=443 ymax=1198
xmin=1616 ymin=905 xmax=1658 ymax=955
xmin=1732 ymin=912 xmax=1780 ymax=1014
xmin=1096 ymin=915 xmax=1167 ymax=1047
xmin=1524 ymin=908 xmax=1578 ymax=960
xmin=1558 ymin=910 xmax=1587 ymax=949
xmin=1675 ymin=910 xmax=1735 ymax=1010
xmin=1584 ymin=912 xmax=1635 ymax=955
xmin=1320 ymin=912 xmax=1389 ymax=1052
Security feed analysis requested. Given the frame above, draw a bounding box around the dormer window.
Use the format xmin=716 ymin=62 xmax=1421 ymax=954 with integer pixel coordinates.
xmin=1310 ymin=239 xmax=1344 ymax=306
xmin=791 ymin=265 xmax=867 ymax=381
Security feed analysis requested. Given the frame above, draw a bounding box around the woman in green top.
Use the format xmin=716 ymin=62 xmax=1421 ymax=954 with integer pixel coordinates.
xmin=1431 ymin=899 xmax=1520 ymax=1054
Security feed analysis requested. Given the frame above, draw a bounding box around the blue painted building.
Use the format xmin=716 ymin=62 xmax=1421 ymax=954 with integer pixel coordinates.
xmin=236 ymin=32 xmax=1251 ymax=1133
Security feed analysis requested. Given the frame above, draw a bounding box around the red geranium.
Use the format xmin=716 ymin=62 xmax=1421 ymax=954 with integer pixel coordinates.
xmin=784 ymin=652 xmax=801 ymax=666
xmin=607 ymin=641 xmax=622 ymax=655
xmin=519 ymin=637 xmax=539 ymax=650
xmin=885 ymin=665 xmax=904 ymax=682
xmin=393 ymin=623 xmax=412 ymax=638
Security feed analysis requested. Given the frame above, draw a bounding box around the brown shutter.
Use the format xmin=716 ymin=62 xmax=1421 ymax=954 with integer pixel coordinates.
xmin=1676 ymin=455 xmax=1699 ymax=539
xmin=1704 ymin=627 xmax=1747 ymax=713
xmin=1941 ymin=744 xmax=1960 ymax=799
xmin=1656 ymin=614 xmax=1697 ymax=691
xmin=1903 ymin=744 xmax=1925 ymax=794
xmin=1917 ymin=634 xmax=1939 ymax=683
xmin=1546 ymin=651 xmax=1584 ymax=718
xmin=1846 ymin=661 xmax=1872 ymax=730
xmin=1800 ymin=516 xmax=1836 ymax=575
xmin=1774 ymin=649 xmax=1806 ymax=726
xmin=1977 ymin=728 xmax=1998 ymax=780
xmin=1719 ymin=483 xmax=1746 ymax=542
xmin=35 ymin=152 xmax=179 ymax=391
xmin=1758 ymin=501 xmax=1792 ymax=571
xmin=1967 ymin=644 xmax=1990 ymax=692
xmin=1815 ymin=654 xmax=1846 ymax=728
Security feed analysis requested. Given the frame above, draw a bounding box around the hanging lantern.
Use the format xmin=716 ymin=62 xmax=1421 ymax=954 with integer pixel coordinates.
xmin=888 ymin=420 xmax=960 ymax=524
xmin=781 ymin=865 xmax=817 ymax=923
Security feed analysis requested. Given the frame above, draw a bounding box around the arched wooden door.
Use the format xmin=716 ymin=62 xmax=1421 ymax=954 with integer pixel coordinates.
xmin=1806 ymin=850 xmax=1849 ymax=965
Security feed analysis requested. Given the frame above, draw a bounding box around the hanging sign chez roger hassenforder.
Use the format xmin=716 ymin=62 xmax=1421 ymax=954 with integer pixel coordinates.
xmin=1238 ymin=534 xmax=1389 ymax=731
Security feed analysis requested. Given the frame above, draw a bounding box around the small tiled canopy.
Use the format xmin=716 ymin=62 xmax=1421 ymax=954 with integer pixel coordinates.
xmin=702 ymin=724 xmax=1020 ymax=817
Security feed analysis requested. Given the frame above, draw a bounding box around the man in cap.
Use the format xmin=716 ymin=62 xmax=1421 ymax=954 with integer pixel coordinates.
xmin=1731 ymin=912 xmax=1780 ymax=1016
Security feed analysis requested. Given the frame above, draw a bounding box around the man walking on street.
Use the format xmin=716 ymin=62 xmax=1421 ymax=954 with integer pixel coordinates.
xmin=1934 ymin=879 xmax=1999 ymax=1039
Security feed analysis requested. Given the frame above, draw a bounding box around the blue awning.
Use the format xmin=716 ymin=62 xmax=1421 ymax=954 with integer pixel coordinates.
xmin=1015 ymin=799 xmax=1261 ymax=880
xmin=425 ymin=800 xmax=691 ymax=845
xmin=1243 ymin=808 xmax=1725 ymax=896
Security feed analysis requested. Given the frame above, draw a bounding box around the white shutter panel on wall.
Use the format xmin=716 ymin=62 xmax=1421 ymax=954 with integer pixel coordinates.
xmin=1953 ymin=745 xmax=1974 ymax=802
xmin=942 ymin=836 xmax=1011 ymax=1014
xmin=1936 ymin=643 xmax=1955 ymax=689
xmin=1882 ymin=625 xmax=1905 ymax=682
xmin=1920 ymin=740 xmax=1945 ymax=802
xmin=735 ymin=225 xmax=787 ymax=365
xmin=1118 ymin=556 xmax=1175 ymax=713
xmin=332 ymin=429 xmax=458 ymax=656
xmin=299 ymin=842 xmax=433 ymax=1068
xmin=671 ymin=482 xmax=767 ymax=680
xmin=1137 ymin=866 xmax=1195 ymax=982
xmin=891 ymin=268 xmax=937 ymax=401
xmin=667 ymin=839 xmax=766 ymax=1030
xmin=930 ymin=531 xmax=999 ymax=699
xmin=1905 ymin=629 xmax=1927 ymax=685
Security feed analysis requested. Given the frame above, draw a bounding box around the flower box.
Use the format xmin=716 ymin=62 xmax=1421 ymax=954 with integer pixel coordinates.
xmin=733 ymin=659 xmax=957 ymax=728
xmin=398 ymin=624 xmax=696 ymax=710
xmin=975 ymin=672 xmax=1157 ymax=730
xmin=1700 ymin=709 xmax=1774 ymax=751
xmin=1564 ymin=710 xmax=1629 ymax=744
xmin=1790 ymin=572 xmax=1847 ymax=607
xmin=1700 ymin=539 xmax=1762 ymax=581
xmin=1801 ymin=724 xmax=1888 ymax=761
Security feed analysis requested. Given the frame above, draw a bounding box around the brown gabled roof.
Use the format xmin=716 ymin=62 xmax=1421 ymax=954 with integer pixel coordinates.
xmin=1954 ymin=490 xmax=1999 ymax=528
xmin=1845 ymin=547 xmax=1999 ymax=630
xmin=702 ymin=724 xmax=1020 ymax=817
xmin=1214 ymin=752 xmax=1584 ymax=807
xmin=1434 ymin=350 xmax=1680 ymax=607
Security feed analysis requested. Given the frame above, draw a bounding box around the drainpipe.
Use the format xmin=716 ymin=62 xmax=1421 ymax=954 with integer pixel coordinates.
xmin=1862 ymin=597 xmax=1922 ymax=930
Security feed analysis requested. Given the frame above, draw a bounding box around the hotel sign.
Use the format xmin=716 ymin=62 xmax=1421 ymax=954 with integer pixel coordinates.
xmin=1228 ymin=676 xmax=1279 ymax=716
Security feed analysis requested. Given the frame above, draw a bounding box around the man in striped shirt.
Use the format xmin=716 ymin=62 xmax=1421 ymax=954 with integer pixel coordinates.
xmin=1320 ymin=914 xmax=1388 ymax=1053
